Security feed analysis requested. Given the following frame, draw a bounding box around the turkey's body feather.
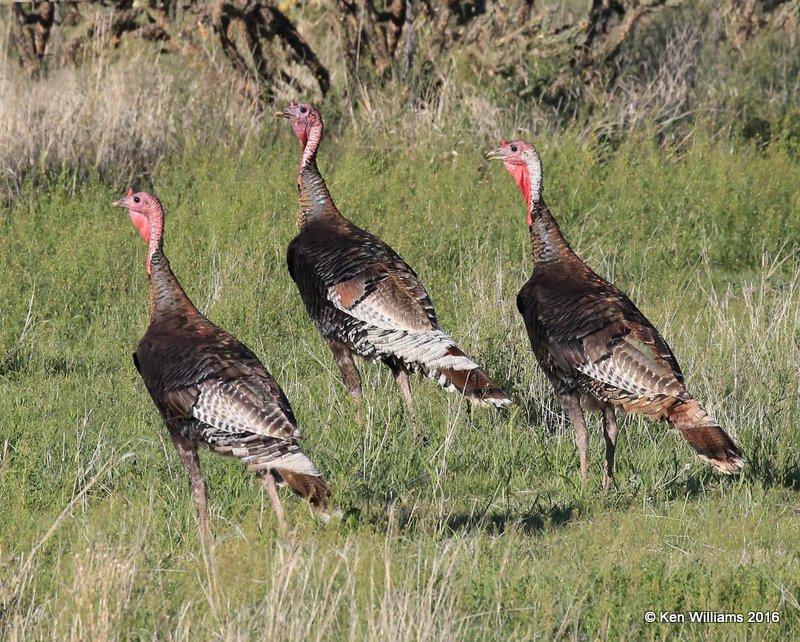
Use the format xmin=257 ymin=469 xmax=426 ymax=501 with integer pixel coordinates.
xmin=516 ymin=200 xmax=743 ymax=473
xmin=136 ymin=318 xmax=313 ymax=473
xmin=289 ymin=220 xmax=445 ymax=363
xmin=518 ymin=252 xmax=686 ymax=409
xmin=136 ymin=249 xmax=328 ymax=502
xmin=287 ymin=159 xmax=509 ymax=407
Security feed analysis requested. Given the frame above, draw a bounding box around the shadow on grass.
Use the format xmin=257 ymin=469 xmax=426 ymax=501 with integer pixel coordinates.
xmin=747 ymin=455 xmax=800 ymax=492
xmin=0 ymin=351 xmax=27 ymax=377
xmin=625 ymin=451 xmax=800 ymax=503
xmin=444 ymin=502 xmax=576 ymax=536
xmin=781 ymin=466 xmax=800 ymax=491
xmin=653 ymin=468 xmax=724 ymax=501
xmin=343 ymin=497 xmax=581 ymax=539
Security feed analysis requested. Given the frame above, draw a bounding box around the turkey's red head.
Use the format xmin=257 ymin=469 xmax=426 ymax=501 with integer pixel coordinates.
xmin=113 ymin=188 xmax=164 ymax=275
xmin=487 ymin=140 xmax=543 ymax=225
xmin=275 ymin=102 xmax=321 ymax=146
xmin=275 ymin=102 xmax=324 ymax=175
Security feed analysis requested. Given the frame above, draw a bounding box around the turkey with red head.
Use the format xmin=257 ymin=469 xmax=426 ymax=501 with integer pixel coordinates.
xmin=487 ymin=140 xmax=744 ymax=485
xmin=114 ymin=189 xmax=329 ymax=534
xmin=275 ymin=103 xmax=511 ymax=429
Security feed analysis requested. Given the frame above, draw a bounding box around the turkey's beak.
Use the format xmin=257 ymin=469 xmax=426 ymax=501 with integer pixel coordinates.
xmin=113 ymin=187 xmax=134 ymax=208
xmin=274 ymin=109 xmax=290 ymax=119
xmin=486 ymin=148 xmax=505 ymax=162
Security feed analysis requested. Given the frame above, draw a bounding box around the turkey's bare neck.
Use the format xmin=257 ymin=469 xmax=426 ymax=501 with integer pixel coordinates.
xmin=298 ymin=157 xmax=345 ymax=228
xmin=529 ymin=199 xmax=573 ymax=265
xmin=513 ymin=155 xmax=573 ymax=266
xmin=147 ymin=247 xmax=203 ymax=324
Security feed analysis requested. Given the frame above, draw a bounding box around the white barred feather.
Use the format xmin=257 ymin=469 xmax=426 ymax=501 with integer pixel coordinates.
xmin=246 ymin=451 xmax=321 ymax=475
xmin=192 ymin=379 xmax=301 ymax=439
xmin=364 ymin=327 xmax=477 ymax=371
xmin=189 ymin=378 xmax=325 ymax=475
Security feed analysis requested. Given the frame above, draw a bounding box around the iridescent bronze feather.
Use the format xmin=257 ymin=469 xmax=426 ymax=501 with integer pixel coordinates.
xmin=277 ymin=103 xmax=511 ymax=427
xmin=115 ymin=190 xmax=329 ymax=534
xmin=489 ymin=140 xmax=744 ymax=484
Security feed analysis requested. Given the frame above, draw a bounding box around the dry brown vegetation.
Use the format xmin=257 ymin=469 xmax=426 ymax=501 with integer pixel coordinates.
xmin=1 ymin=0 xmax=799 ymax=200
xmin=9 ymin=1 xmax=798 ymax=100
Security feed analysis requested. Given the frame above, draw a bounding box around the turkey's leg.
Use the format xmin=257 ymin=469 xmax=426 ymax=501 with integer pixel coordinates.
xmin=561 ymin=393 xmax=590 ymax=484
xmin=384 ymin=358 xmax=414 ymax=411
xmin=601 ymin=404 xmax=619 ymax=489
xmin=327 ymin=338 xmax=364 ymax=422
xmin=385 ymin=358 xmax=421 ymax=440
xmin=170 ymin=433 xmax=209 ymax=535
xmin=258 ymin=471 xmax=287 ymax=536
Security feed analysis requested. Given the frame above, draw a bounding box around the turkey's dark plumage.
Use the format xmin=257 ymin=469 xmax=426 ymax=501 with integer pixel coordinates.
xmin=489 ymin=140 xmax=744 ymax=484
xmin=116 ymin=189 xmax=328 ymax=534
xmin=278 ymin=103 xmax=510 ymax=421
xmin=135 ymin=279 xmax=310 ymax=472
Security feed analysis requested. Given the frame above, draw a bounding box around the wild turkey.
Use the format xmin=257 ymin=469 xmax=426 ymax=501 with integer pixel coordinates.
xmin=275 ymin=102 xmax=510 ymax=427
xmin=113 ymin=188 xmax=329 ymax=534
xmin=487 ymin=140 xmax=744 ymax=485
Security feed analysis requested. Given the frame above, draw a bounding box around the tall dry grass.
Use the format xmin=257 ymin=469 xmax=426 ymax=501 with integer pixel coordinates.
xmin=2 ymin=1 xmax=799 ymax=205
xmin=0 ymin=33 xmax=263 ymax=201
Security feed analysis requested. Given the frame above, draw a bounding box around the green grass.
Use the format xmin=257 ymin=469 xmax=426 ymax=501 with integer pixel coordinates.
xmin=1 ymin=128 xmax=799 ymax=641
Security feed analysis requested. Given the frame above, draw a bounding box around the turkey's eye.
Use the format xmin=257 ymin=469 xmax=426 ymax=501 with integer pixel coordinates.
xmin=510 ymin=145 xmax=518 ymax=152
xmin=300 ymin=106 xmax=307 ymax=114
xmin=133 ymin=196 xmax=140 ymax=204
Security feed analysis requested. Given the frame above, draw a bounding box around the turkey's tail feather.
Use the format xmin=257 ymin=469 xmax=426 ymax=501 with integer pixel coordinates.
xmin=242 ymin=447 xmax=331 ymax=518
xmin=427 ymin=345 xmax=511 ymax=408
xmin=274 ymin=469 xmax=331 ymax=518
xmin=667 ymin=398 xmax=745 ymax=474
xmin=368 ymin=327 xmax=511 ymax=408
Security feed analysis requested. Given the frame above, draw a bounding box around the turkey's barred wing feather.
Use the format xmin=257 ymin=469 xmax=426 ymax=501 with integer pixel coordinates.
xmin=289 ymin=222 xmax=439 ymax=333
xmin=191 ymin=375 xmax=300 ymax=441
xmin=160 ymin=367 xmax=318 ymax=476
xmin=533 ymin=275 xmax=686 ymax=398
xmin=575 ymin=320 xmax=688 ymax=399
xmin=329 ymin=267 xmax=436 ymax=332
xmin=192 ymin=377 xmax=319 ymax=475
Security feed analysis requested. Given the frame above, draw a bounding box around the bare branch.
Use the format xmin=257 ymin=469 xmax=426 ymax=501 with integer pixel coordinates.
xmin=10 ymin=2 xmax=55 ymax=78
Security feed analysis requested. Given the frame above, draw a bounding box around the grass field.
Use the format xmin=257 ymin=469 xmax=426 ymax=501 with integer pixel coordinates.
xmin=1 ymin=126 xmax=800 ymax=640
